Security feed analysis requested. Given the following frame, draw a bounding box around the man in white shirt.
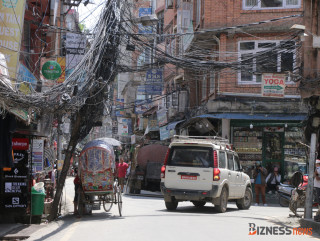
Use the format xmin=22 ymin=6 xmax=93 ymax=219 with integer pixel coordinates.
xmin=266 ymin=167 xmax=281 ymax=194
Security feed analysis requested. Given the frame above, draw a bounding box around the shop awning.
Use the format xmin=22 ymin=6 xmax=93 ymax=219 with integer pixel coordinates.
xmin=196 ymin=113 xmax=307 ymax=121
xmin=168 ymin=120 xmax=185 ymax=130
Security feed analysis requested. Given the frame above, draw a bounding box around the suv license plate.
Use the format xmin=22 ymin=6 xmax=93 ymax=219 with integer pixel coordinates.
xmin=181 ymin=175 xmax=197 ymax=180
xmin=137 ymin=175 xmax=144 ymax=180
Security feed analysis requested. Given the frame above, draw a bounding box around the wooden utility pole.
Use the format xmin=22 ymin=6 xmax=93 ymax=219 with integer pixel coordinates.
xmin=303 ymin=0 xmax=320 ymax=219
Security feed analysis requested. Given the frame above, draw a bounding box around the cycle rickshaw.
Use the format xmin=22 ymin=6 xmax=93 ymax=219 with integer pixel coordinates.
xmin=77 ymin=138 xmax=122 ymax=216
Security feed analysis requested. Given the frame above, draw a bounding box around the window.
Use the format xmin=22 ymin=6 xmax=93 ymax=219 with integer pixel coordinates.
xmin=144 ymin=47 xmax=151 ymax=64
xmin=196 ymin=0 xmax=201 ymax=26
xmin=234 ymin=155 xmax=241 ymax=171
xmin=157 ymin=11 xmax=164 ymax=44
xmin=238 ymin=40 xmax=296 ymax=84
xmin=168 ymin=146 xmax=213 ymax=167
xmin=227 ymin=153 xmax=234 ymax=170
xmin=201 ymin=74 xmax=207 ymax=98
xmin=219 ymin=151 xmax=226 ymax=168
xmin=166 ymin=0 xmax=174 ymax=9
xmin=209 ymin=71 xmax=215 ymax=93
xmin=243 ymin=0 xmax=300 ymax=9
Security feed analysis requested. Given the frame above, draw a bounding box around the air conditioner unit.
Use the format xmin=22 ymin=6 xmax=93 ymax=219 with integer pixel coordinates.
xmin=168 ymin=107 xmax=178 ymax=118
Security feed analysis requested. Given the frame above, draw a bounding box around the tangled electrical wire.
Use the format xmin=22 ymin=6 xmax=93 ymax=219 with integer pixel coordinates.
xmin=0 ymin=0 xmax=305 ymax=122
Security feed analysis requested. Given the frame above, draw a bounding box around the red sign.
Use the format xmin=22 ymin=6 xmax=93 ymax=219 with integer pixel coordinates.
xmin=12 ymin=138 xmax=29 ymax=150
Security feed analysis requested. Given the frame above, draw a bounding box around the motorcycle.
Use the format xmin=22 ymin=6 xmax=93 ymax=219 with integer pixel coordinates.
xmin=278 ymin=183 xmax=295 ymax=207
xmin=288 ymin=172 xmax=319 ymax=217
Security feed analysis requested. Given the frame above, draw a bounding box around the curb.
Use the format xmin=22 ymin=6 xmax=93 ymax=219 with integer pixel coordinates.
xmin=299 ymin=218 xmax=320 ymax=236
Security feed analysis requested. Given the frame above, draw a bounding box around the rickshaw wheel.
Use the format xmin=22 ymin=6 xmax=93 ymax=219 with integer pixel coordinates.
xmin=103 ymin=194 xmax=113 ymax=212
xmin=116 ymin=189 xmax=122 ymax=216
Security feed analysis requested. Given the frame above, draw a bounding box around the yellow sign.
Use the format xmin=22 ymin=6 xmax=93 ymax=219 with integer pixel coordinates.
xmin=57 ymin=57 xmax=66 ymax=83
xmin=0 ymin=0 xmax=26 ymax=80
xmin=57 ymin=160 xmax=64 ymax=171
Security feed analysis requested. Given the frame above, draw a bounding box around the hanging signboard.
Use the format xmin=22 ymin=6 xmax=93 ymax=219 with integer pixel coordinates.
xmin=160 ymin=125 xmax=169 ymax=140
xmin=116 ymin=99 xmax=124 ymax=117
xmin=66 ymin=32 xmax=86 ymax=77
xmin=0 ymin=0 xmax=26 ymax=80
xmin=139 ymin=8 xmax=152 ymax=17
xmin=32 ymin=139 xmax=44 ymax=172
xmin=12 ymin=138 xmax=29 ymax=150
xmin=17 ymin=64 xmax=38 ymax=93
xmin=157 ymin=108 xmax=168 ymax=126
xmin=146 ymin=69 xmax=163 ymax=95
xmin=57 ymin=57 xmax=66 ymax=83
xmin=41 ymin=61 xmax=62 ymax=80
xmin=261 ymin=73 xmax=286 ymax=98
xmin=148 ymin=116 xmax=159 ymax=132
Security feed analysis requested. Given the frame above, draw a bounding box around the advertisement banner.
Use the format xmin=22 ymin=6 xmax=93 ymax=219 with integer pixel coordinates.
xmin=157 ymin=108 xmax=167 ymax=126
xmin=261 ymin=73 xmax=286 ymax=98
xmin=118 ymin=118 xmax=132 ymax=136
xmin=57 ymin=57 xmax=66 ymax=83
xmin=139 ymin=8 xmax=152 ymax=17
xmin=32 ymin=139 xmax=44 ymax=172
xmin=135 ymin=99 xmax=151 ymax=114
xmin=12 ymin=138 xmax=29 ymax=150
xmin=160 ymin=125 xmax=169 ymax=140
xmin=148 ymin=116 xmax=159 ymax=132
xmin=116 ymin=99 xmax=124 ymax=117
xmin=0 ymin=0 xmax=26 ymax=79
xmin=40 ymin=57 xmax=56 ymax=91
xmin=66 ymin=32 xmax=86 ymax=76
xmin=146 ymin=69 xmax=163 ymax=95
xmin=17 ymin=64 xmax=37 ymax=93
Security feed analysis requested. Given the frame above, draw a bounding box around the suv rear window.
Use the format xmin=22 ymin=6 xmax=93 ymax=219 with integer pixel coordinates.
xmin=167 ymin=146 xmax=213 ymax=167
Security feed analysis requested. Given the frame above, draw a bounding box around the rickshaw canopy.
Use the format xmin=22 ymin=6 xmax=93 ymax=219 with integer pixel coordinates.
xmin=79 ymin=139 xmax=116 ymax=193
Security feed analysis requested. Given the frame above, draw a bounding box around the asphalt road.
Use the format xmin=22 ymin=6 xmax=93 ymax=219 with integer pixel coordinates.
xmin=21 ymin=178 xmax=320 ymax=241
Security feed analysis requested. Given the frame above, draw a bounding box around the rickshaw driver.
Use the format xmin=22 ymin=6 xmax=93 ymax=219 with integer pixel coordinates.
xmin=116 ymin=157 xmax=129 ymax=192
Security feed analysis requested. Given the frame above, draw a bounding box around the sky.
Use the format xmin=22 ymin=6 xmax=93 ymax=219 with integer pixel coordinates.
xmin=78 ymin=0 xmax=105 ymax=31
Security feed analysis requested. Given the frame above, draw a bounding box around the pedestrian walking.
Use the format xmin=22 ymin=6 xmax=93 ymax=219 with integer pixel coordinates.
xmin=116 ymin=157 xmax=129 ymax=192
xmin=253 ymin=161 xmax=268 ymax=206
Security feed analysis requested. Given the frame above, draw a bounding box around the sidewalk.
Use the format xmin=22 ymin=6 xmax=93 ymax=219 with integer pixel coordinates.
xmin=0 ymin=177 xmax=74 ymax=240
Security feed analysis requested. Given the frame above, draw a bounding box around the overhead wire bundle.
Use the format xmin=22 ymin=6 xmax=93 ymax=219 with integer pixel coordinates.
xmin=0 ymin=0 xmax=305 ymax=119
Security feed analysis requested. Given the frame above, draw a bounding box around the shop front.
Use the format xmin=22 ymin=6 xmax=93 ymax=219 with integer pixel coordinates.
xmin=231 ymin=120 xmax=307 ymax=182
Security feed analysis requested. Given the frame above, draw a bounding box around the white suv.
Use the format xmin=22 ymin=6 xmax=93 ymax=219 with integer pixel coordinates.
xmin=160 ymin=135 xmax=252 ymax=212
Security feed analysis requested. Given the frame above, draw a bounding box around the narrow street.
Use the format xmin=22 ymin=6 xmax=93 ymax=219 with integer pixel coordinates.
xmin=20 ymin=178 xmax=318 ymax=241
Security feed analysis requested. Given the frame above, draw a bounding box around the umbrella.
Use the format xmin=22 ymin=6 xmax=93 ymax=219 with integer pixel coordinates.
xmin=96 ymin=137 xmax=122 ymax=147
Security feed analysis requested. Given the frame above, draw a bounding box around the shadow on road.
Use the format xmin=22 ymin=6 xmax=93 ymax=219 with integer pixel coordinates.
xmin=31 ymin=212 xmax=124 ymax=241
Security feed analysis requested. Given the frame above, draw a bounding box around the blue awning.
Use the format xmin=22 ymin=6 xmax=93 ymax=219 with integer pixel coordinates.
xmin=168 ymin=120 xmax=185 ymax=130
xmin=197 ymin=113 xmax=307 ymax=121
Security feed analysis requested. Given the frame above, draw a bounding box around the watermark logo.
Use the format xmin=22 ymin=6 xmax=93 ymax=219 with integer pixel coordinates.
xmin=248 ymin=223 xmax=312 ymax=236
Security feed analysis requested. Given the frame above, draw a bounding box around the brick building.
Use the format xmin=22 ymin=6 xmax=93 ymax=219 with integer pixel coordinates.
xmin=159 ymin=0 xmax=308 ymax=181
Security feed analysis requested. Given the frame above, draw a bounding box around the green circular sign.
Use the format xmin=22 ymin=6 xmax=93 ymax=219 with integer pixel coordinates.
xmin=42 ymin=61 xmax=62 ymax=80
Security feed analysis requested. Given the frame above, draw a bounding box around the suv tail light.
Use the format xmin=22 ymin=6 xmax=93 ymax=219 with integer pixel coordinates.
xmin=161 ymin=165 xmax=166 ymax=178
xmin=213 ymin=150 xmax=220 ymax=181
xmin=213 ymin=150 xmax=218 ymax=168
xmin=161 ymin=148 xmax=170 ymax=179
xmin=213 ymin=168 xmax=220 ymax=181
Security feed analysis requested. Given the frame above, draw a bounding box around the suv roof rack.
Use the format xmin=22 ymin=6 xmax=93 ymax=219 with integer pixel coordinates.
xmin=172 ymin=135 xmax=232 ymax=147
